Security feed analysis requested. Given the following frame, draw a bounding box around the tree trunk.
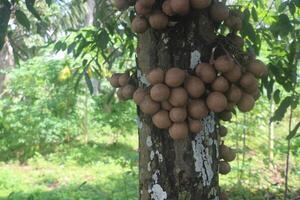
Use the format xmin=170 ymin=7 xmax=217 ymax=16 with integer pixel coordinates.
xmin=0 ymin=37 xmax=14 ymax=95
xmin=137 ymin=12 xmax=219 ymax=200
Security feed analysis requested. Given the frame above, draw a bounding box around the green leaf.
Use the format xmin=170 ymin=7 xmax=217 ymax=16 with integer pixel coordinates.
xmin=15 ymin=10 xmax=31 ymax=31
xmin=273 ymin=89 xmax=281 ymax=104
xmin=25 ymin=0 xmax=42 ymax=20
xmin=45 ymin=0 xmax=52 ymax=6
xmin=278 ymin=1 xmax=289 ymax=12
xmin=287 ymin=122 xmax=300 ymax=140
xmin=270 ymin=96 xmax=293 ymax=122
xmin=289 ymin=2 xmax=296 ymax=14
xmin=251 ymin=7 xmax=258 ymax=22
xmin=84 ymin=71 xmax=94 ymax=95
xmin=0 ymin=0 xmax=11 ymax=50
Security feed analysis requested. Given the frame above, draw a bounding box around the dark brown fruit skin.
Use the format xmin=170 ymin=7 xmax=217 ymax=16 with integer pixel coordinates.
xmin=226 ymin=84 xmax=242 ymax=102
xmin=162 ymin=0 xmax=175 ymax=16
xmin=220 ymin=145 xmax=236 ymax=162
xmin=195 ymin=63 xmax=216 ymax=83
xmin=139 ymin=0 xmax=154 ymax=7
xmin=219 ymin=125 xmax=227 ymax=137
xmin=131 ymin=16 xmax=149 ymax=33
xmin=170 ymin=0 xmax=190 ymax=15
xmin=189 ymin=119 xmax=203 ymax=133
xmin=149 ymin=11 xmax=169 ymax=30
xmin=224 ymin=64 xmax=242 ymax=83
xmin=206 ymin=92 xmax=228 ymax=113
xmin=169 ymin=87 xmax=188 ymax=107
xmin=140 ymin=95 xmax=160 ymax=115
xmin=226 ymin=33 xmax=244 ymax=48
xmin=150 ymin=83 xmax=170 ymax=102
xmin=165 ymin=68 xmax=186 ymax=87
xmin=109 ymin=74 xmax=121 ymax=88
xmin=122 ymin=84 xmax=136 ymax=100
xmin=226 ymin=101 xmax=236 ymax=110
xmin=237 ymin=93 xmax=255 ymax=112
xmin=114 ymin=0 xmax=129 ymax=10
xmin=240 ymin=72 xmax=258 ymax=89
xmin=161 ymin=101 xmax=173 ymax=111
xmin=210 ymin=2 xmax=229 ymax=22
xmin=224 ymin=15 xmax=242 ymax=31
xmin=119 ymin=73 xmax=130 ymax=86
xmin=133 ymin=88 xmax=147 ymax=105
xmin=219 ymin=111 xmax=232 ymax=121
xmin=248 ymin=59 xmax=267 ymax=77
xmin=135 ymin=1 xmax=151 ymax=15
xmin=214 ymin=55 xmax=234 ymax=72
xmin=169 ymin=107 xmax=187 ymax=122
xmin=116 ymin=88 xmax=125 ymax=101
xmin=190 ymin=0 xmax=211 ymax=9
xmin=147 ymin=68 xmax=164 ymax=85
xmin=211 ymin=76 xmax=229 ymax=92
xmin=188 ymin=100 xmax=209 ymax=119
xmin=152 ymin=110 xmax=172 ymax=129
xmin=219 ymin=161 xmax=231 ymax=175
xmin=169 ymin=122 xmax=189 ymax=140
xmin=184 ymin=76 xmax=205 ymax=98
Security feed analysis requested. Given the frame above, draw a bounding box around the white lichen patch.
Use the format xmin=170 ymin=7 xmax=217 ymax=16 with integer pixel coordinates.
xmin=137 ymin=69 xmax=150 ymax=86
xmin=148 ymin=170 xmax=167 ymax=200
xmin=146 ymin=136 xmax=153 ymax=147
xmin=190 ymin=50 xmax=201 ymax=69
xmin=136 ymin=116 xmax=143 ymax=129
xmin=209 ymin=187 xmax=219 ymax=200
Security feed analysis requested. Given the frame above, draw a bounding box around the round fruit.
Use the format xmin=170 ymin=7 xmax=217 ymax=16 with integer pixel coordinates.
xmin=240 ymin=72 xmax=257 ymax=89
xmin=119 ymin=73 xmax=130 ymax=86
xmin=219 ymin=125 xmax=227 ymax=137
xmin=165 ymin=68 xmax=186 ymax=87
xmin=219 ymin=161 xmax=231 ymax=175
xmin=220 ymin=145 xmax=236 ymax=162
xmin=162 ymin=0 xmax=175 ymax=16
xmin=169 ymin=87 xmax=188 ymax=107
xmin=132 ymin=16 xmax=149 ymax=33
xmin=226 ymin=33 xmax=244 ymax=49
xmin=219 ymin=111 xmax=232 ymax=121
xmin=149 ymin=11 xmax=169 ymax=30
xmin=169 ymin=122 xmax=189 ymax=140
xmin=109 ymin=73 xmax=121 ymax=88
xmin=188 ymin=100 xmax=209 ymax=119
xmin=190 ymin=0 xmax=211 ymax=9
xmin=169 ymin=107 xmax=187 ymax=122
xmin=152 ymin=110 xmax=172 ymax=129
xmin=223 ymin=64 xmax=242 ymax=82
xmin=139 ymin=0 xmax=154 ymax=7
xmin=150 ymin=83 xmax=170 ymax=102
xmin=170 ymin=0 xmax=190 ymax=15
xmin=188 ymin=119 xmax=203 ymax=133
xmin=195 ymin=63 xmax=216 ymax=83
xmin=114 ymin=0 xmax=129 ymax=10
xmin=161 ymin=101 xmax=173 ymax=111
xmin=214 ymin=55 xmax=234 ymax=73
xmin=147 ymin=68 xmax=164 ymax=85
xmin=140 ymin=95 xmax=160 ymax=115
xmin=237 ymin=93 xmax=255 ymax=112
xmin=211 ymin=76 xmax=229 ymax=92
xmin=184 ymin=76 xmax=205 ymax=98
xmin=133 ymin=88 xmax=147 ymax=105
xmin=248 ymin=59 xmax=267 ymax=77
xmin=226 ymin=84 xmax=242 ymax=102
xmin=122 ymin=84 xmax=135 ymax=99
xmin=224 ymin=15 xmax=242 ymax=31
xmin=135 ymin=1 xmax=151 ymax=15
xmin=206 ymin=92 xmax=228 ymax=113
xmin=226 ymin=101 xmax=235 ymax=110
xmin=210 ymin=2 xmax=229 ymax=22
xmin=117 ymin=88 xmax=125 ymax=100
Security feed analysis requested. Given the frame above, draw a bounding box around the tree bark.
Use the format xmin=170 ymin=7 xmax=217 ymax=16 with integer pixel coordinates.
xmin=137 ymin=11 xmax=219 ymax=200
xmin=0 ymin=37 xmax=14 ymax=95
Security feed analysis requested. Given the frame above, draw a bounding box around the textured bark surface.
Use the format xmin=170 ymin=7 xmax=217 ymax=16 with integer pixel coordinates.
xmin=137 ymin=11 xmax=219 ymax=200
xmin=0 ymin=38 xmax=14 ymax=94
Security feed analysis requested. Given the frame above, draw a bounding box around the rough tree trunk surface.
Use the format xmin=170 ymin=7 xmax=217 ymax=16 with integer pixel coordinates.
xmin=137 ymin=11 xmax=219 ymax=200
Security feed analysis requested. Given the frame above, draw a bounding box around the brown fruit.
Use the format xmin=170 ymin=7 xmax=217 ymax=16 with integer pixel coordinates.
xmin=219 ymin=161 xmax=231 ymax=175
xmin=140 ymin=95 xmax=160 ymax=115
xmin=150 ymin=83 xmax=170 ymax=102
xmin=211 ymin=76 xmax=229 ymax=92
xmin=210 ymin=2 xmax=229 ymax=22
xmin=223 ymin=64 xmax=242 ymax=83
xmin=248 ymin=59 xmax=267 ymax=77
xmin=169 ymin=107 xmax=187 ymax=122
xmin=117 ymin=88 xmax=125 ymax=100
xmin=184 ymin=76 xmax=205 ymax=98
xmin=149 ymin=11 xmax=169 ymax=30
xmin=219 ymin=125 xmax=227 ymax=137
xmin=131 ymin=16 xmax=149 ymax=33
xmin=133 ymin=88 xmax=147 ymax=105
xmin=122 ymin=84 xmax=136 ymax=100
xmin=109 ymin=73 xmax=121 ymax=88
xmin=152 ymin=110 xmax=172 ymax=129
xmin=250 ymin=88 xmax=260 ymax=100
xmin=165 ymin=68 xmax=186 ymax=87
xmin=214 ymin=55 xmax=234 ymax=72
xmin=220 ymin=145 xmax=236 ymax=162
xmin=195 ymin=63 xmax=216 ymax=83
xmin=139 ymin=0 xmax=155 ymax=7
xmin=135 ymin=1 xmax=151 ymax=15
xmin=219 ymin=111 xmax=232 ymax=121
xmin=240 ymin=72 xmax=258 ymax=90
xmin=147 ymin=68 xmax=165 ymax=85
xmin=237 ymin=93 xmax=255 ymax=112
xmin=119 ymin=73 xmax=130 ymax=86
xmin=220 ymin=191 xmax=229 ymax=200
xmin=161 ymin=101 xmax=173 ymax=111
xmin=224 ymin=15 xmax=242 ymax=31
xmin=162 ymin=0 xmax=175 ymax=16
xmin=169 ymin=87 xmax=188 ymax=107
xmin=226 ymin=33 xmax=244 ymax=48
xmin=190 ymin=0 xmax=211 ymax=9
xmin=169 ymin=122 xmax=189 ymax=140
xmin=114 ymin=0 xmax=129 ymax=10
xmin=170 ymin=0 xmax=190 ymax=15
xmin=206 ymin=92 xmax=228 ymax=113
xmin=226 ymin=101 xmax=236 ymax=110
xmin=188 ymin=100 xmax=209 ymax=119
xmin=226 ymin=84 xmax=242 ymax=102
xmin=188 ymin=119 xmax=203 ymax=133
